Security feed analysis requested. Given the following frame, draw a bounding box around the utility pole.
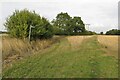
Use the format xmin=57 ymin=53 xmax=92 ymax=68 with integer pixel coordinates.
xmin=28 ymin=25 xmax=34 ymax=41
xmin=85 ymin=24 xmax=90 ymax=31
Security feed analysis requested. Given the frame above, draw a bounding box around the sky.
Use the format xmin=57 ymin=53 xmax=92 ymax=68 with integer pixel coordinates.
xmin=0 ymin=0 xmax=119 ymax=33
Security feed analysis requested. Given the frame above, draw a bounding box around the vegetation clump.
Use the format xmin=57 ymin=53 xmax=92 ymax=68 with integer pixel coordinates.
xmin=4 ymin=9 xmax=53 ymax=39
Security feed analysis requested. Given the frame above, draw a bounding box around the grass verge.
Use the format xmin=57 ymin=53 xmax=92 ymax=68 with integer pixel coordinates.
xmin=2 ymin=36 xmax=63 ymax=69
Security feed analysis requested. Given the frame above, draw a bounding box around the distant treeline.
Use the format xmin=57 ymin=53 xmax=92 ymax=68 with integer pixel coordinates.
xmin=0 ymin=31 xmax=8 ymax=34
xmin=106 ymin=29 xmax=120 ymax=35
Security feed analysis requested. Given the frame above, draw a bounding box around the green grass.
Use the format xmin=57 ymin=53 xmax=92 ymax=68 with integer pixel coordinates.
xmin=3 ymin=36 xmax=118 ymax=78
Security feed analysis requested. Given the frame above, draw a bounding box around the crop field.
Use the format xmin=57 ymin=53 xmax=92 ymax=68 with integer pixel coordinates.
xmin=2 ymin=35 xmax=119 ymax=78
xmin=67 ymin=36 xmax=92 ymax=49
xmin=97 ymin=35 xmax=119 ymax=57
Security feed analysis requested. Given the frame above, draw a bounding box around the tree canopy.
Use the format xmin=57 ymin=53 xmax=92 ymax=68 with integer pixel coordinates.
xmin=72 ymin=17 xmax=85 ymax=34
xmin=52 ymin=12 xmax=86 ymax=35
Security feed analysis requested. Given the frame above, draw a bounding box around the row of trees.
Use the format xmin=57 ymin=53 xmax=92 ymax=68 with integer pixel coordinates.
xmin=106 ymin=29 xmax=120 ymax=35
xmin=99 ymin=29 xmax=120 ymax=35
xmin=5 ymin=9 xmax=95 ymax=39
xmin=6 ymin=9 xmax=119 ymax=40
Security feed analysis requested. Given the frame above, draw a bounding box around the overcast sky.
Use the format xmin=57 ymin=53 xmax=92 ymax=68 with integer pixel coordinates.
xmin=0 ymin=0 xmax=119 ymax=33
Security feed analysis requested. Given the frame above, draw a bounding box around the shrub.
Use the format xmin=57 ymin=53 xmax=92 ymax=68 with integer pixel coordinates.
xmin=4 ymin=9 xmax=53 ymax=39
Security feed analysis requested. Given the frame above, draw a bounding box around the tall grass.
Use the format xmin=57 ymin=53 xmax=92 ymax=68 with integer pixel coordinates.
xmin=2 ymin=35 xmax=61 ymax=68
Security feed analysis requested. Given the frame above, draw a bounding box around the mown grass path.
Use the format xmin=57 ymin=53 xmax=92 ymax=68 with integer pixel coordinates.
xmin=3 ymin=36 xmax=118 ymax=78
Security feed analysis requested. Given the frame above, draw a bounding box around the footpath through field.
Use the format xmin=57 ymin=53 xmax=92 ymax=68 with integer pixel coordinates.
xmin=3 ymin=36 xmax=118 ymax=78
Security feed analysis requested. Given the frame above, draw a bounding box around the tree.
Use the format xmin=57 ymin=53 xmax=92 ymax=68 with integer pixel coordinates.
xmin=106 ymin=29 xmax=120 ymax=35
xmin=100 ymin=32 xmax=104 ymax=35
xmin=52 ymin=12 xmax=71 ymax=35
xmin=52 ymin=12 xmax=86 ymax=35
xmin=72 ymin=17 xmax=85 ymax=34
xmin=4 ymin=9 xmax=53 ymax=39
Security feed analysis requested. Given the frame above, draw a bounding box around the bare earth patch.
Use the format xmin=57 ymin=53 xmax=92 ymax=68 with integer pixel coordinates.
xmin=97 ymin=35 xmax=119 ymax=57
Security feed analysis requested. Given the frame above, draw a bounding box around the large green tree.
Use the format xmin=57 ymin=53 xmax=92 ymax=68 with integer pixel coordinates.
xmin=52 ymin=12 xmax=86 ymax=35
xmin=52 ymin=12 xmax=72 ymax=35
xmin=4 ymin=9 xmax=53 ymax=39
xmin=72 ymin=17 xmax=85 ymax=34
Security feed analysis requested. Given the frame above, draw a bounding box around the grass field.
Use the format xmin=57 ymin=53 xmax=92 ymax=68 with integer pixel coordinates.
xmin=2 ymin=35 xmax=118 ymax=78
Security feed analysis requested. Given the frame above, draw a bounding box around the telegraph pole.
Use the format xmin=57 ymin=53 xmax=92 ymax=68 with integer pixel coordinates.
xmin=85 ymin=24 xmax=90 ymax=31
xmin=28 ymin=25 xmax=34 ymax=41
